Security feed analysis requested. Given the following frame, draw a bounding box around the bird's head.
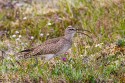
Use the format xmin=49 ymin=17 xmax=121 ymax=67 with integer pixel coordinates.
xmin=65 ymin=25 xmax=91 ymax=38
xmin=65 ymin=26 xmax=76 ymax=36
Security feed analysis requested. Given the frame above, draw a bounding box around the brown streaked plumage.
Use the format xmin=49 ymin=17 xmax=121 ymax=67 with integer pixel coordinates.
xmin=17 ymin=37 xmax=62 ymax=59
xmin=16 ymin=26 xmax=90 ymax=61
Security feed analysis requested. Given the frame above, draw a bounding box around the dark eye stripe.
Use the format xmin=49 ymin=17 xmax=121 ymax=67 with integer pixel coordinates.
xmin=69 ymin=29 xmax=75 ymax=30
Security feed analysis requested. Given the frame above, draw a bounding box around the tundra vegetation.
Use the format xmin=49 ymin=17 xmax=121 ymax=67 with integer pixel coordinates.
xmin=0 ymin=0 xmax=125 ymax=83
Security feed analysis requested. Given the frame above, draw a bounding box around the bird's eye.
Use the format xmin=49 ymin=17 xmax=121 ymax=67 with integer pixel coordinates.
xmin=69 ymin=29 xmax=75 ymax=30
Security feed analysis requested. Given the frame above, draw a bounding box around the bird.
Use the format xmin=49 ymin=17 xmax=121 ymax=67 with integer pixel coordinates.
xmin=15 ymin=26 xmax=91 ymax=64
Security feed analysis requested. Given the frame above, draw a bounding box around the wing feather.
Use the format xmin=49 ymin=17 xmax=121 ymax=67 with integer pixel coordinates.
xmin=28 ymin=38 xmax=65 ymax=56
xmin=17 ymin=37 xmax=62 ymax=59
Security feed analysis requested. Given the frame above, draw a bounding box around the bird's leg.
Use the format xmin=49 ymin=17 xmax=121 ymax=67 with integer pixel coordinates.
xmin=31 ymin=57 xmax=38 ymax=67
xmin=15 ymin=60 xmax=22 ymax=67
xmin=14 ymin=56 xmax=24 ymax=67
xmin=41 ymin=54 xmax=55 ymax=67
xmin=34 ymin=57 xmax=38 ymax=65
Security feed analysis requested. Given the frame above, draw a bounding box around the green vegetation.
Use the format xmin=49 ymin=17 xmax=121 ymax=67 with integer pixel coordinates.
xmin=0 ymin=0 xmax=125 ymax=82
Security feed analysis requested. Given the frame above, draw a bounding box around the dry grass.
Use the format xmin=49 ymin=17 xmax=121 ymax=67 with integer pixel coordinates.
xmin=0 ymin=0 xmax=125 ymax=82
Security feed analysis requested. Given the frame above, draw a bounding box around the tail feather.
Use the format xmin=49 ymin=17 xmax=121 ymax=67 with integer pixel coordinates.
xmin=14 ymin=48 xmax=34 ymax=60
xmin=19 ymin=49 xmax=32 ymax=53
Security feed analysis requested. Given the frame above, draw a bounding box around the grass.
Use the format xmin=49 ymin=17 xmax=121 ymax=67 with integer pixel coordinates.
xmin=0 ymin=0 xmax=125 ymax=82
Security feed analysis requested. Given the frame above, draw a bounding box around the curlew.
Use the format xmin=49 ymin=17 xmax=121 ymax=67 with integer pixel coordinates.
xmin=16 ymin=26 xmax=90 ymax=65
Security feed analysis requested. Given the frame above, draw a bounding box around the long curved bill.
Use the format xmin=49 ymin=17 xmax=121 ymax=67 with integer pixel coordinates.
xmin=76 ymin=29 xmax=92 ymax=38
xmin=76 ymin=29 xmax=91 ymax=33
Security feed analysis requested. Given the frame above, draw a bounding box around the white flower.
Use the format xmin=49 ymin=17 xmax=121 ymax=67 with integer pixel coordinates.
xmin=21 ymin=43 xmax=24 ymax=46
xmin=19 ymin=35 xmax=22 ymax=38
xmin=47 ymin=22 xmax=52 ymax=26
xmin=16 ymin=38 xmax=20 ymax=41
xmin=58 ymin=17 xmax=62 ymax=20
xmin=15 ymin=31 xmax=19 ymax=34
xmin=47 ymin=33 xmax=49 ymax=36
xmin=6 ymin=56 xmax=11 ymax=60
xmin=40 ymin=33 xmax=44 ymax=37
xmin=30 ymin=36 xmax=34 ymax=40
xmin=95 ymin=44 xmax=100 ymax=47
xmin=80 ymin=55 xmax=84 ymax=56
xmin=23 ymin=17 xmax=27 ymax=20
xmin=12 ymin=34 xmax=16 ymax=38
xmin=95 ymin=43 xmax=103 ymax=48
xmin=85 ymin=45 xmax=90 ymax=48
xmin=114 ymin=60 xmax=119 ymax=66
xmin=74 ymin=42 xmax=77 ymax=47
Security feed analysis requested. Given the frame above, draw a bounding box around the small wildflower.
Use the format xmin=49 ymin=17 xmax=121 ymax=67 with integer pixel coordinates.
xmin=65 ymin=52 xmax=69 ymax=55
xmin=6 ymin=56 xmax=11 ymax=60
xmin=114 ymin=60 xmax=119 ymax=66
xmin=30 ymin=36 xmax=34 ymax=40
xmin=47 ymin=33 xmax=49 ymax=36
xmin=23 ymin=17 xmax=27 ymax=20
xmin=16 ymin=38 xmax=20 ymax=41
xmin=19 ymin=35 xmax=22 ymax=38
xmin=21 ymin=43 xmax=24 ymax=46
xmin=58 ymin=17 xmax=62 ymax=20
xmin=40 ymin=33 xmax=44 ymax=37
xmin=47 ymin=22 xmax=52 ymax=26
xmin=95 ymin=43 xmax=103 ymax=48
xmin=12 ymin=34 xmax=16 ymax=38
xmin=85 ymin=45 xmax=90 ymax=48
xmin=15 ymin=31 xmax=19 ymax=34
xmin=74 ymin=42 xmax=77 ymax=47
xmin=80 ymin=55 xmax=83 ymax=56
xmin=62 ymin=57 xmax=67 ymax=62
xmin=95 ymin=44 xmax=100 ymax=47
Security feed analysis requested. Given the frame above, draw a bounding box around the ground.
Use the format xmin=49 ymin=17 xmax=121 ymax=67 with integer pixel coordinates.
xmin=0 ymin=0 xmax=125 ymax=83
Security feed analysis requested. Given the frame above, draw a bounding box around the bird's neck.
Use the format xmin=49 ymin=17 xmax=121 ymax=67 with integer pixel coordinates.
xmin=64 ymin=33 xmax=75 ymax=41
